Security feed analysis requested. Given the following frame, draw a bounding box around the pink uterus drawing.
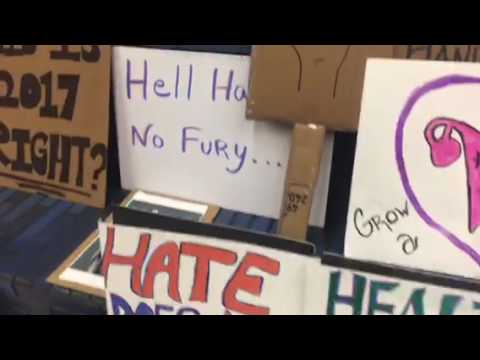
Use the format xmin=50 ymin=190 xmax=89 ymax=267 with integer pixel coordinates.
xmin=425 ymin=117 xmax=480 ymax=234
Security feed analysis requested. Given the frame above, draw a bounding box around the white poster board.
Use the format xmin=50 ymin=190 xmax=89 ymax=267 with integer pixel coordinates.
xmin=100 ymin=223 xmax=480 ymax=315
xmin=100 ymin=222 xmax=307 ymax=315
xmin=345 ymin=59 xmax=480 ymax=279
xmin=113 ymin=46 xmax=333 ymax=227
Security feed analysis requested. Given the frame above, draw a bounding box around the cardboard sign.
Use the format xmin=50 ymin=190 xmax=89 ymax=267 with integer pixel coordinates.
xmin=246 ymin=45 xmax=480 ymax=130
xmin=113 ymin=46 xmax=333 ymax=227
xmin=246 ymin=45 xmax=394 ymax=130
xmin=345 ymin=59 xmax=480 ymax=279
xmin=100 ymin=222 xmax=480 ymax=315
xmin=0 ymin=45 xmax=111 ymax=207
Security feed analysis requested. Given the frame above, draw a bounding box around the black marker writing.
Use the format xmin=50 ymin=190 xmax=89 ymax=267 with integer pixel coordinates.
xmin=290 ymin=45 xmax=303 ymax=92
xmin=406 ymin=45 xmax=480 ymax=63
xmin=353 ymin=202 xmax=409 ymax=238
xmin=0 ymin=45 xmax=36 ymax=57
xmin=286 ymin=192 xmax=308 ymax=214
xmin=0 ymin=70 xmax=80 ymax=120
xmin=333 ymin=45 xmax=351 ymax=98
xmin=50 ymin=45 xmax=101 ymax=63
xmin=353 ymin=202 xmax=419 ymax=255
xmin=289 ymin=45 xmax=352 ymax=99
xmin=0 ymin=121 xmax=106 ymax=194
xmin=397 ymin=234 xmax=419 ymax=255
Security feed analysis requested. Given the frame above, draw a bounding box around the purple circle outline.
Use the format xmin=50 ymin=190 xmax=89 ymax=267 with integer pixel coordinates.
xmin=395 ymin=74 xmax=480 ymax=267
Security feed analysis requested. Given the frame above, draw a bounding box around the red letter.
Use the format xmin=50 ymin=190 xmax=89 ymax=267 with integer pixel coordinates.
xmin=141 ymin=242 xmax=181 ymax=302
xmin=101 ymin=227 xmax=151 ymax=296
xmin=181 ymin=243 xmax=237 ymax=303
xmin=223 ymin=253 xmax=280 ymax=315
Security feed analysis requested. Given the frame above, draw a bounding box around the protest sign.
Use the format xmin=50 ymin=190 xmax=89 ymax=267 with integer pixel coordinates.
xmin=112 ymin=46 xmax=333 ymax=227
xmin=100 ymin=222 xmax=480 ymax=315
xmin=0 ymin=45 xmax=111 ymax=207
xmin=100 ymin=221 xmax=308 ymax=315
xmin=345 ymin=59 xmax=480 ymax=279
xmin=247 ymin=45 xmax=393 ymax=130
xmin=246 ymin=45 xmax=480 ymax=130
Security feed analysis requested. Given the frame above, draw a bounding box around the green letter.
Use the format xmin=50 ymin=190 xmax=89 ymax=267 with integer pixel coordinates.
xmin=368 ymin=280 xmax=399 ymax=315
xmin=400 ymin=288 xmax=426 ymax=315
xmin=439 ymin=295 xmax=462 ymax=315
xmin=327 ymin=271 xmax=366 ymax=315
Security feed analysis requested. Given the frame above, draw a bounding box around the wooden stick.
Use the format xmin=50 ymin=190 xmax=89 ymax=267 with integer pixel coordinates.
xmin=278 ymin=124 xmax=326 ymax=241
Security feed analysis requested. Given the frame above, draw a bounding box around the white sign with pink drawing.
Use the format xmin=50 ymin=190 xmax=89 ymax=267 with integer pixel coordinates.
xmin=345 ymin=58 xmax=480 ymax=279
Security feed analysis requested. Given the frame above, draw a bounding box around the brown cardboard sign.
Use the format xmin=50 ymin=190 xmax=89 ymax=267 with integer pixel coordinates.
xmin=246 ymin=45 xmax=394 ymax=131
xmin=247 ymin=45 xmax=480 ymax=131
xmin=0 ymin=45 xmax=111 ymax=208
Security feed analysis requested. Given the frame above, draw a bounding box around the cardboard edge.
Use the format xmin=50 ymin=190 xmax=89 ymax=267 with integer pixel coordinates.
xmin=47 ymin=230 xmax=105 ymax=299
xmin=204 ymin=206 xmax=220 ymax=224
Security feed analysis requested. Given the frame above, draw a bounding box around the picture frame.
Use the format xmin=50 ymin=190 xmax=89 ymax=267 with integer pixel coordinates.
xmin=48 ymin=191 xmax=219 ymax=298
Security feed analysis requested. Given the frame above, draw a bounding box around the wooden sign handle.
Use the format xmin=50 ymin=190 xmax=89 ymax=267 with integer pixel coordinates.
xmin=278 ymin=124 xmax=326 ymax=241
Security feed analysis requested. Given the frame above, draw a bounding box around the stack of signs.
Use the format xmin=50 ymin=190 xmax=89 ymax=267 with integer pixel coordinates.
xmin=0 ymin=45 xmax=111 ymax=207
xmin=246 ymin=45 xmax=480 ymax=241
xmin=345 ymin=58 xmax=480 ymax=279
xmin=112 ymin=46 xmax=334 ymax=228
xmin=100 ymin=220 xmax=480 ymax=315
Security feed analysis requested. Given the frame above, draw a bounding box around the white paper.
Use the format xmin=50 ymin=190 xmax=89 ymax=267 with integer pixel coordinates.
xmin=100 ymin=222 xmax=307 ymax=315
xmin=113 ymin=46 xmax=333 ymax=227
xmin=345 ymin=58 xmax=480 ymax=279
